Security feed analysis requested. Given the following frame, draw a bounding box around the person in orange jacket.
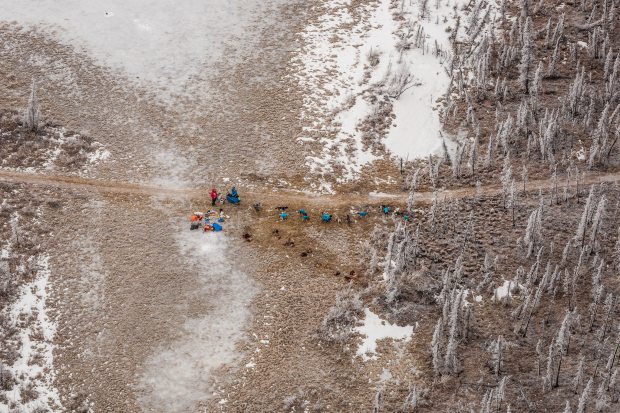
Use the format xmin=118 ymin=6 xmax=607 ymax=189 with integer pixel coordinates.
xmin=210 ymin=188 xmax=218 ymax=206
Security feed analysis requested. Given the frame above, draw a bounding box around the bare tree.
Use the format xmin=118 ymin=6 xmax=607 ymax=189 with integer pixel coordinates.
xmin=501 ymin=155 xmax=513 ymax=209
xmin=522 ymin=206 xmax=543 ymax=258
xmin=386 ymin=64 xmax=416 ymax=99
xmin=22 ymin=79 xmax=42 ymax=132
xmin=589 ymin=194 xmax=607 ymax=250
xmin=575 ymin=186 xmax=595 ymax=248
xmin=575 ymin=378 xmax=592 ymax=413
xmin=573 ymin=355 xmax=585 ymax=394
xmin=373 ymin=389 xmax=383 ymax=413
xmin=469 ymin=132 xmax=479 ymax=176
xmin=507 ymin=179 xmax=519 ymax=227
xmin=452 ymin=142 xmax=466 ymax=179
xmin=519 ymin=17 xmax=534 ymax=93
xmin=521 ymin=164 xmax=528 ymax=192
xmin=444 ymin=291 xmax=464 ymax=375
xmin=613 ymin=226 xmax=620 ymax=272
xmin=401 ymin=384 xmax=427 ymax=412
xmin=491 ymin=335 xmax=505 ymax=376
xmin=431 ymin=317 xmax=444 ymax=375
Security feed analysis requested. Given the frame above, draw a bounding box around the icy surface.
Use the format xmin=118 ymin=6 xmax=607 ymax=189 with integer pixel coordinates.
xmin=354 ymin=308 xmax=413 ymax=361
xmin=137 ymin=230 xmax=257 ymax=412
xmin=0 ymin=0 xmax=280 ymax=96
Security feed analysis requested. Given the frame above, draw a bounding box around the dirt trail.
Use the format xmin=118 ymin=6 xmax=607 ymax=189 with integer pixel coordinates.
xmin=5 ymin=168 xmax=620 ymax=206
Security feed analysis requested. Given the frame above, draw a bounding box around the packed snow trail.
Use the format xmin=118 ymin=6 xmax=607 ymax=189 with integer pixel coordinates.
xmin=136 ymin=230 xmax=257 ymax=412
xmin=3 ymin=169 xmax=620 ymax=205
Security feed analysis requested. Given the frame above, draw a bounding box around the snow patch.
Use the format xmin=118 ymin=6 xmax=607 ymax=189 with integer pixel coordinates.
xmin=575 ymin=143 xmax=586 ymax=161
xmin=1 ymin=255 xmax=63 ymax=412
xmin=385 ymin=0 xmax=464 ymax=160
xmin=0 ymin=0 xmax=285 ymax=99
xmin=354 ymin=308 xmax=413 ymax=361
xmin=88 ymin=147 xmax=111 ymax=164
xmin=492 ymin=279 xmax=522 ymax=302
xmin=151 ymin=148 xmax=195 ymax=188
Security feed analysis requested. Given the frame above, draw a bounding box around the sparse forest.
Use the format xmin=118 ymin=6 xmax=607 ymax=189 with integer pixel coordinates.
xmin=316 ymin=0 xmax=620 ymax=411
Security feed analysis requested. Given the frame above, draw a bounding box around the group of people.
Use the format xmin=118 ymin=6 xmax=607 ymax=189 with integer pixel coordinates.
xmin=193 ymin=185 xmax=412 ymax=232
xmin=188 ymin=186 xmax=240 ymax=232
xmin=209 ymin=186 xmax=241 ymax=206
xmin=276 ymin=205 xmax=412 ymax=224
xmin=278 ymin=210 xmax=333 ymax=222
xmin=380 ymin=204 xmax=411 ymax=221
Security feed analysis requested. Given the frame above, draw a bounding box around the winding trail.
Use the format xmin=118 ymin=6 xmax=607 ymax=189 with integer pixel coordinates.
xmin=5 ymin=168 xmax=620 ymax=206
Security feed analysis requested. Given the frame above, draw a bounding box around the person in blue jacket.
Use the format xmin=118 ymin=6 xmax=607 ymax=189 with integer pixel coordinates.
xmin=227 ymin=187 xmax=240 ymax=204
xmin=299 ymin=209 xmax=309 ymax=221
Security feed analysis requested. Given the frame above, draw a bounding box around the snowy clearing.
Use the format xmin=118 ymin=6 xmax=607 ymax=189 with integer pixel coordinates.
xmin=354 ymin=308 xmax=414 ymax=361
xmin=294 ymin=0 xmax=466 ymax=181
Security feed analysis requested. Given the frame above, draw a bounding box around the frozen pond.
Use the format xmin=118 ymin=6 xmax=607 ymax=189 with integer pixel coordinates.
xmin=0 ymin=0 xmax=283 ymax=95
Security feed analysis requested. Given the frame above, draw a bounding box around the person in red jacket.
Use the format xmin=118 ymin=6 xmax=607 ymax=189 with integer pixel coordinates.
xmin=210 ymin=188 xmax=218 ymax=206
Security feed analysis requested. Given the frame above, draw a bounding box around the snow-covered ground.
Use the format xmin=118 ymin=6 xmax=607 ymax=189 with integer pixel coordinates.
xmin=294 ymin=0 xmax=466 ymax=182
xmin=0 ymin=0 xmax=283 ymax=99
xmin=136 ymin=229 xmax=257 ymax=412
xmin=0 ymin=255 xmax=63 ymax=413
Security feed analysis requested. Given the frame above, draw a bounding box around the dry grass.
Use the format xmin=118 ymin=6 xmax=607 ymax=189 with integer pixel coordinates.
xmin=0 ymin=109 xmax=99 ymax=172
